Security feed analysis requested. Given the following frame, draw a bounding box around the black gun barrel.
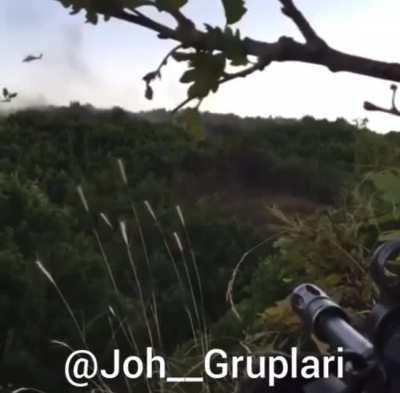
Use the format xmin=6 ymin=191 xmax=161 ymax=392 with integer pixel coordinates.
xmin=290 ymin=284 xmax=374 ymax=360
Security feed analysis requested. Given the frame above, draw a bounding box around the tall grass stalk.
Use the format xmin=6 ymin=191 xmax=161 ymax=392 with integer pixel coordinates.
xmin=77 ymin=185 xmax=120 ymax=295
xmin=226 ymin=237 xmax=275 ymax=321
xmin=108 ymin=306 xmax=158 ymax=393
xmin=117 ymin=158 xmax=163 ymax=352
xmin=176 ymin=205 xmax=209 ymax=352
xmin=35 ymin=260 xmax=111 ymax=393
xmin=36 ymin=260 xmax=85 ymax=344
xmin=11 ymin=388 xmax=47 ymax=393
xmin=107 ymin=306 xmax=140 ymax=355
xmin=107 ymin=315 xmax=133 ymax=393
xmin=119 ymin=220 xmax=155 ymax=348
xmin=143 ymin=200 xmax=202 ymax=349
xmin=173 ymin=231 xmax=205 ymax=356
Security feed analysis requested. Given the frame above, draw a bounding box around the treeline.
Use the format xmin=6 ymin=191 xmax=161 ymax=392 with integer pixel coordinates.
xmin=0 ymin=103 xmax=399 ymax=391
xmin=2 ymin=104 xmax=360 ymax=204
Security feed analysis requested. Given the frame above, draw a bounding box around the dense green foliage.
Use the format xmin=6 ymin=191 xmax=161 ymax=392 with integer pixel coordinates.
xmin=1 ymin=104 xmax=400 ymax=391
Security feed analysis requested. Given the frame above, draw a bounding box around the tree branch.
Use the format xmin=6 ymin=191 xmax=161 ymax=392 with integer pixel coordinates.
xmin=54 ymin=0 xmax=400 ymax=120
xmin=279 ymin=0 xmax=325 ymax=46
xmin=171 ymin=97 xmax=195 ymax=114
xmin=108 ymin=6 xmax=400 ymax=85
xmin=111 ymin=9 xmax=180 ymax=40
xmin=392 ymin=84 xmax=397 ymax=109
xmin=220 ymin=61 xmax=267 ymax=84
xmin=363 ymin=102 xmax=400 ymax=117
xmin=364 ymin=85 xmax=400 ymax=117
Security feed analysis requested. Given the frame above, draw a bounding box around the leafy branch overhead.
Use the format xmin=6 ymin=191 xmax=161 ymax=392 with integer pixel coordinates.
xmin=56 ymin=0 xmax=400 ymax=113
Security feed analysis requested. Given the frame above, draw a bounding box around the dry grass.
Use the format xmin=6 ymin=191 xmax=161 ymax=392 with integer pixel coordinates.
xmin=32 ymin=158 xmax=210 ymax=393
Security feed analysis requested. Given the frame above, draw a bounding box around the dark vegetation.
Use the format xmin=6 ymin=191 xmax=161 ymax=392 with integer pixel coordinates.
xmin=0 ymin=103 xmax=400 ymax=391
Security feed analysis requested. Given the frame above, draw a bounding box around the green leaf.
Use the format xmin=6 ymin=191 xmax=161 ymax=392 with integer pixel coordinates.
xmin=122 ymin=0 xmax=152 ymax=7
xmin=180 ymin=69 xmax=196 ymax=83
xmin=172 ymin=51 xmax=195 ymax=62
xmin=156 ymin=0 xmax=188 ymax=10
xmin=205 ymin=26 xmax=247 ymax=66
xmin=56 ymin=0 xmax=152 ymax=24
xmin=221 ymin=0 xmax=247 ymax=24
xmin=145 ymin=85 xmax=154 ymax=100
xmin=85 ymin=9 xmax=99 ymax=24
xmin=142 ymin=70 xmax=160 ymax=100
xmin=180 ymin=53 xmax=226 ymax=99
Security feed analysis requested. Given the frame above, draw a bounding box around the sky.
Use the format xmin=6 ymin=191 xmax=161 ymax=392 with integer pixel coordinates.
xmin=1 ymin=0 xmax=400 ymax=132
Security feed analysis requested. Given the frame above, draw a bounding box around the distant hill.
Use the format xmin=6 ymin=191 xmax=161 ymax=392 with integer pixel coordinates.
xmin=0 ymin=102 xmax=363 ymax=219
xmin=1 ymin=103 xmax=400 ymax=390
